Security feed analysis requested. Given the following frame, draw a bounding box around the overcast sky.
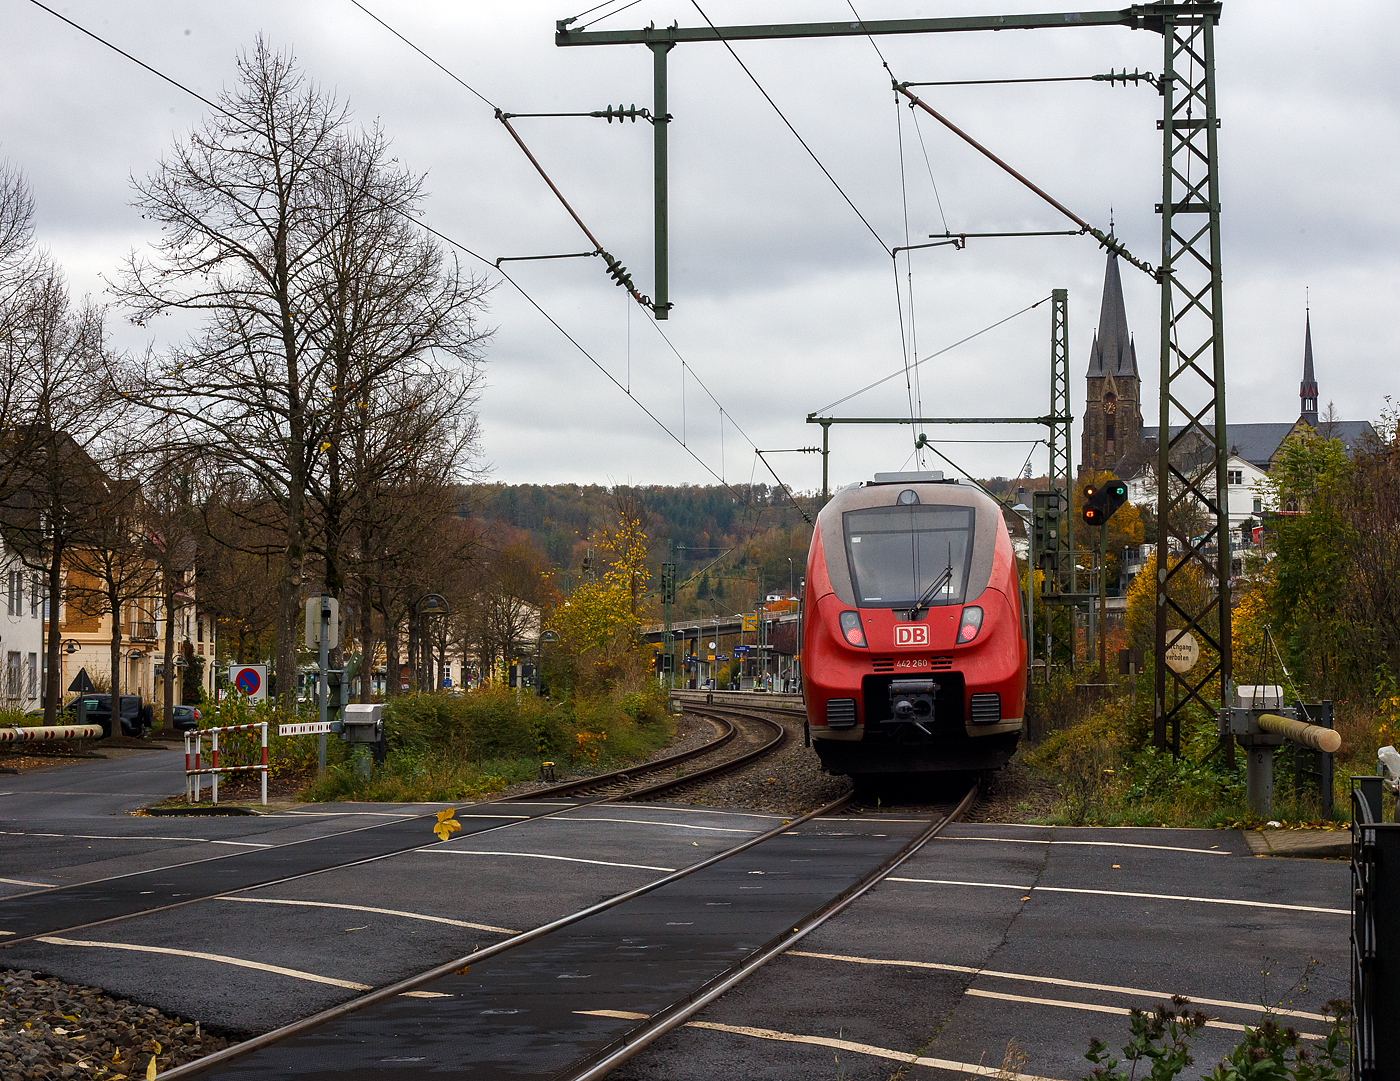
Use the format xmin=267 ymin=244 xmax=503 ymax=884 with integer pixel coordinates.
xmin=2 ymin=1 xmax=1396 ymax=494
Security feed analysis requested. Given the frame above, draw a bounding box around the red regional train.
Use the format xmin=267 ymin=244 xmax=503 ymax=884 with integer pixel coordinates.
xmin=801 ymin=470 xmax=1026 ymax=775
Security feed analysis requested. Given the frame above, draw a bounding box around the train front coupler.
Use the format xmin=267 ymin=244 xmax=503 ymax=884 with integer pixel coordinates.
xmin=889 ymin=679 xmax=939 ymax=734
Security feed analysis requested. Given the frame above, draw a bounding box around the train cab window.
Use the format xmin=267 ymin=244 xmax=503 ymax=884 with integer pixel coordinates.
xmin=843 ymin=504 xmax=975 ymax=608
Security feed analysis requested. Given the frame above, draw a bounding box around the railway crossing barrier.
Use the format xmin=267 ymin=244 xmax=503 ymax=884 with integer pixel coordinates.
xmin=1218 ymin=685 xmax=1339 ymax=817
xmin=1 ymin=723 xmax=104 ymax=745
xmin=1352 ymin=771 xmax=1400 ymax=1081
xmin=184 ymin=722 xmax=267 ymax=806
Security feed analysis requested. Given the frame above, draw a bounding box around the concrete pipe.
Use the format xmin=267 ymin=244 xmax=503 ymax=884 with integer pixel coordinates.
xmin=1257 ymin=713 xmax=1341 ymax=753
xmin=1 ymin=724 xmax=105 ymax=743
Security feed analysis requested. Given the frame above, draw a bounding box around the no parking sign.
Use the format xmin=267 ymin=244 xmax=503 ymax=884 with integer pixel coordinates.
xmin=229 ymin=664 xmax=268 ymax=702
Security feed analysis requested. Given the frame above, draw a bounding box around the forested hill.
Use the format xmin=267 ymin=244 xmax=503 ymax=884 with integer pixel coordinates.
xmin=464 ymin=483 xmax=817 ymax=569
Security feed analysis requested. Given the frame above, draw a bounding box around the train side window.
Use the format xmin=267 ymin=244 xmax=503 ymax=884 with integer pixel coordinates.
xmin=842 ymin=505 xmax=975 ymax=609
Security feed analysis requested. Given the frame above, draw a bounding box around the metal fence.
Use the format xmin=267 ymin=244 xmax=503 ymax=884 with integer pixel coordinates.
xmin=1351 ymin=776 xmax=1399 ymax=1080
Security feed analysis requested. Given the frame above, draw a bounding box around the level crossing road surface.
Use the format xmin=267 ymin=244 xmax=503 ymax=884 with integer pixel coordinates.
xmin=615 ymin=822 xmax=1351 ymax=1080
xmin=1 ymin=754 xmax=1352 ymax=1079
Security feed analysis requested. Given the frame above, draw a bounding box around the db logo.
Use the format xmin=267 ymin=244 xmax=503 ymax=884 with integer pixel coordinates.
xmin=894 ymin=624 xmax=929 ymax=647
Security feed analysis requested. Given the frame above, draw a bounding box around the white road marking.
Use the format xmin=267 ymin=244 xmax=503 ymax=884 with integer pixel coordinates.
xmin=618 ymin=805 xmax=784 ymax=820
xmin=939 ymin=836 xmax=1230 ymax=855
xmin=552 ymin=816 xmax=761 ymax=834
xmin=2 ymin=831 xmax=209 ymax=842
xmin=425 ymin=851 xmax=676 ymax=872
xmin=280 ymin=811 xmax=419 ymax=818
xmin=33 ymin=937 xmax=371 ymax=989
xmin=218 ymin=897 xmax=518 ymax=934
xmin=889 ymin=878 xmax=1024 ymax=890
xmin=788 ymin=951 xmax=1330 ymax=1022
xmin=207 ymin=840 xmax=274 ymax=848
xmin=0 ymin=877 xmax=53 ymax=888
xmin=887 ymin=878 xmax=1348 ymax=914
xmin=1036 ymin=885 xmax=1348 ymax=914
xmin=573 ymin=1012 xmax=1063 ymax=1080
xmin=965 ymin=989 xmax=1325 ymax=1040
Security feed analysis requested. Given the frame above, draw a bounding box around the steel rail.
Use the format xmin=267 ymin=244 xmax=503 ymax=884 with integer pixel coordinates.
xmin=614 ymin=706 xmax=787 ymax=801
xmin=564 ymin=783 xmax=979 ymax=1080
xmin=155 ymin=789 xmax=859 ymax=1080
xmin=499 ymin=711 xmax=741 ymax=800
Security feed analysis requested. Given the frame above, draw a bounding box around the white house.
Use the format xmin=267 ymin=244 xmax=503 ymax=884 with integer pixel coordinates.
xmin=0 ymin=541 xmax=46 ymax=712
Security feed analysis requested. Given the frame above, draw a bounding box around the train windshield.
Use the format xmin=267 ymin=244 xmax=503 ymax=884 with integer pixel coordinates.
xmin=843 ymin=504 xmax=976 ymax=608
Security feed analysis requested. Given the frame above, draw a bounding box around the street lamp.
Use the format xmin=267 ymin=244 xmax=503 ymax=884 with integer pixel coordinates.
xmin=415 ymin=593 xmax=449 ymax=691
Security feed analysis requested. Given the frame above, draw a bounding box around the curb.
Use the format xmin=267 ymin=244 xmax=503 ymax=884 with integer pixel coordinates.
xmin=144 ymin=804 xmax=259 ymax=817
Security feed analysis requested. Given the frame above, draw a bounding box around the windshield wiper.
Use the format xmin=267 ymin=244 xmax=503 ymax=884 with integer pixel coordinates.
xmin=909 ymin=561 xmax=953 ymax=619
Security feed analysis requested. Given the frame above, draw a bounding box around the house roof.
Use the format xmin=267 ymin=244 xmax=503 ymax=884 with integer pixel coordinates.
xmin=1085 ymin=249 xmax=1138 ymax=380
xmin=1141 ymin=420 xmax=1378 ymax=468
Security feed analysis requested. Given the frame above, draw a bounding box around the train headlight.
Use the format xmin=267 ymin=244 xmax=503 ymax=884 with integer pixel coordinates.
xmin=839 ymin=610 xmax=868 ymax=648
xmin=957 ymin=606 xmax=983 ymax=644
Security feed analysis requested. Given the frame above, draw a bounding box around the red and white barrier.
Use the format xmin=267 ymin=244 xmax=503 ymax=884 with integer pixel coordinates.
xmin=1 ymin=724 xmax=104 ymax=743
xmin=185 ymin=722 xmax=267 ymax=806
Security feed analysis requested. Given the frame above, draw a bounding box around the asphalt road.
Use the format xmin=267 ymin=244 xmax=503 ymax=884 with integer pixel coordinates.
xmin=1 ymin=752 xmax=1353 ymax=1080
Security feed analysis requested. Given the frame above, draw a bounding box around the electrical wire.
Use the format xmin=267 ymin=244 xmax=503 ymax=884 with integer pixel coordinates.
xmin=909 ymin=108 xmax=950 ymax=234
xmin=812 ymin=296 xmax=1049 ymax=414
xmin=348 ymin=0 xmax=498 ymax=110
xmin=579 ymin=0 xmax=644 ymax=30
xmin=25 ymin=0 xmax=766 ymax=511
xmin=353 ymin=1 xmax=811 ymax=507
xmin=691 ymin=0 xmax=890 ymax=257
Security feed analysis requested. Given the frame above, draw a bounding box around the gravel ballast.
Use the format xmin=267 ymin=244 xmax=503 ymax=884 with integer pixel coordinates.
xmin=655 ymin=707 xmax=853 ymax=815
xmin=0 ymin=969 xmax=234 ymax=1080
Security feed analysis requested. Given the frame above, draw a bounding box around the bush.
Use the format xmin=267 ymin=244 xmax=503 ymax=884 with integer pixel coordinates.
xmin=301 ymin=685 xmax=675 ymax=803
xmin=1081 ymin=997 xmax=1349 ymax=1081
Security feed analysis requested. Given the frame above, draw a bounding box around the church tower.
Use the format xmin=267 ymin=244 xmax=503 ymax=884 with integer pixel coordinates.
xmin=1080 ymin=248 xmax=1143 ymax=476
xmin=1299 ymin=311 xmax=1318 ymax=427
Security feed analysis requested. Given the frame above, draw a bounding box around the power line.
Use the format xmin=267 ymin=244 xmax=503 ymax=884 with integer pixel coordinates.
xmin=25 ymin=0 xmax=766 ymax=511
xmin=811 ymin=296 xmax=1050 ymax=414
xmin=348 ymin=0 xmax=498 ymax=111
xmin=691 ymin=0 xmax=890 ymax=257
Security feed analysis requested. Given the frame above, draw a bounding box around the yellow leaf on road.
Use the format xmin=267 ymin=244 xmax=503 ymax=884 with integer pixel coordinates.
xmin=147 ymin=1055 xmax=158 ymax=1079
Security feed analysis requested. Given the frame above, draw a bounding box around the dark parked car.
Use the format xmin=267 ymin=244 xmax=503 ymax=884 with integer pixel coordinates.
xmin=62 ymin=694 xmax=154 ymax=738
xmin=171 ymin=705 xmax=203 ymax=732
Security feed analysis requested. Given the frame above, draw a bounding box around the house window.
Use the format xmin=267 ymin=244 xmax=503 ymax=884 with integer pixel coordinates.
xmin=1253 ymin=497 xmax=1262 ymax=514
xmin=1227 ymin=469 xmax=1243 ymax=485
xmin=27 ymin=654 xmax=36 ymax=697
xmin=6 ymin=652 xmax=19 ymax=697
xmin=6 ymin=571 xmax=20 ymax=617
xmin=30 ymin=574 xmax=41 ymax=617
xmin=197 ymin=616 xmax=204 ymax=643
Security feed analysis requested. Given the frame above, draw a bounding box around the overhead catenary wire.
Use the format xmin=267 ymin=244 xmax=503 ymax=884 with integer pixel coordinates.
xmin=26 ymin=0 xmax=767 ymax=513
xmin=811 ymin=296 xmax=1049 ymax=415
xmin=691 ymin=0 xmax=890 ymax=257
xmin=354 ymin=1 xmax=811 ymax=507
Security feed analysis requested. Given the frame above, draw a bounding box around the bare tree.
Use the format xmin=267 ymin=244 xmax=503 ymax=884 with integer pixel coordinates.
xmin=116 ymin=41 xmax=490 ymax=706
xmin=114 ymin=40 xmax=346 ymax=706
xmin=0 ymin=263 xmax=114 ymax=721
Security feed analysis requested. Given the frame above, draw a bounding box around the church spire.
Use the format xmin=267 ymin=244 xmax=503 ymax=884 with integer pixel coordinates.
xmin=1299 ymin=309 xmax=1318 ymax=427
xmin=1085 ymin=248 xmax=1137 ymax=379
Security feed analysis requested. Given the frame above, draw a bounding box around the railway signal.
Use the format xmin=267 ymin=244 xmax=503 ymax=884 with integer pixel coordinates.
xmin=1081 ymin=478 xmax=1128 ymax=526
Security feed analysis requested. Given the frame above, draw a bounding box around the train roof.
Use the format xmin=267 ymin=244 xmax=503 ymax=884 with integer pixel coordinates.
xmin=816 ymin=476 xmax=1005 ymax=608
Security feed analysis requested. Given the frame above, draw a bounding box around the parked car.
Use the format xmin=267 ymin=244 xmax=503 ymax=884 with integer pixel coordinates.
xmin=61 ymin=694 xmax=154 ymax=738
xmin=170 ymin=705 xmax=203 ymax=732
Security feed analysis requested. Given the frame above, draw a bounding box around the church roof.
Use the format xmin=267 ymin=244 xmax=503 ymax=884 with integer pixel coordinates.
xmin=1302 ymin=314 xmax=1316 ymax=388
xmin=1141 ymin=420 xmax=1377 ymax=469
xmin=1085 ymin=249 xmax=1138 ymax=380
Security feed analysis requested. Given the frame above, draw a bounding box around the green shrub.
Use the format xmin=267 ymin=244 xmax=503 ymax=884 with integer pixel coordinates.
xmin=1081 ymin=997 xmax=1349 ymax=1080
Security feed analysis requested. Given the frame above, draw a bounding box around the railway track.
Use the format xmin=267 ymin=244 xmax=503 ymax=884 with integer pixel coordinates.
xmin=505 ymin=703 xmax=787 ymax=803
xmin=154 ymin=783 xmax=977 ymax=1080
